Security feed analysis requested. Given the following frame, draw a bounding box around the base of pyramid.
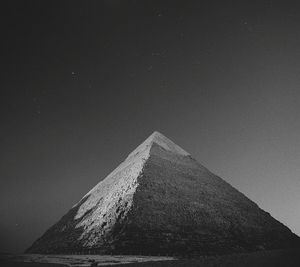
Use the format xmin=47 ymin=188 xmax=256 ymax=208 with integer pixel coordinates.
xmin=27 ymin=229 xmax=300 ymax=257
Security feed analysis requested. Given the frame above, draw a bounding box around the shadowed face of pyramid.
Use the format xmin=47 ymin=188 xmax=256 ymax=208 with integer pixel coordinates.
xmin=27 ymin=132 xmax=299 ymax=255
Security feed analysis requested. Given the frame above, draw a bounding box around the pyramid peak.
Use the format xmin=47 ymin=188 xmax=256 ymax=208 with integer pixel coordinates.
xmin=126 ymin=131 xmax=190 ymax=161
xmin=148 ymin=131 xmax=168 ymax=140
xmin=150 ymin=130 xmax=164 ymax=136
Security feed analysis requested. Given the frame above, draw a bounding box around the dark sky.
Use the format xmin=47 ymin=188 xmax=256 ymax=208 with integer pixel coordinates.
xmin=1 ymin=0 xmax=300 ymax=253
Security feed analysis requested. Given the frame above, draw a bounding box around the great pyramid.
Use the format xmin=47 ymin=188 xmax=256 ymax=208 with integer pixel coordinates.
xmin=27 ymin=131 xmax=299 ymax=255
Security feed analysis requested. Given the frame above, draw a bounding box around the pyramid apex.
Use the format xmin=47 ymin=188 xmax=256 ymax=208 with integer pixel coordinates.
xmin=152 ymin=130 xmax=163 ymax=135
xmin=147 ymin=131 xmax=190 ymax=156
xmin=125 ymin=131 xmax=190 ymax=161
xmin=149 ymin=131 xmax=166 ymax=139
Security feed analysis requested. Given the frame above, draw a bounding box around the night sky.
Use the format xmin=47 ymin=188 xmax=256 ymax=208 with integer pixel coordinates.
xmin=1 ymin=0 xmax=300 ymax=253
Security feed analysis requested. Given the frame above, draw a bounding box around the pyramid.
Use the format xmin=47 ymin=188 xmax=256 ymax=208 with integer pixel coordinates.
xmin=27 ymin=131 xmax=299 ymax=255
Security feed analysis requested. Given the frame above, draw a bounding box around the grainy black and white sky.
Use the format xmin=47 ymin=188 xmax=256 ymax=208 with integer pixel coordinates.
xmin=1 ymin=0 xmax=300 ymax=253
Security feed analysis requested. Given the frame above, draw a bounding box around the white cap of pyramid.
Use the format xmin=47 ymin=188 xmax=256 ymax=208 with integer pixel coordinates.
xmin=126 ymin=131 xmax=190 ymax=161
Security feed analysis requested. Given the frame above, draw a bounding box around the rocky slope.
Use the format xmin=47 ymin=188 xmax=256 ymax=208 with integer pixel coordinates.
xmin=26 ymin=132 xmax=300 ymax=255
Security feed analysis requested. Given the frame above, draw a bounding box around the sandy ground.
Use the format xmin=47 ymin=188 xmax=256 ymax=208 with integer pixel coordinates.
xmin=1 ymin=249 xmax=300 ymax=267
xmin=0 ymin=254 xmax=174 ymax=267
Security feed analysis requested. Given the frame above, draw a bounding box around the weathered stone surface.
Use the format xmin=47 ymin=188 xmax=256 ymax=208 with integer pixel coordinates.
xmin=26 ymin=132 xmax=300 ymax=255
